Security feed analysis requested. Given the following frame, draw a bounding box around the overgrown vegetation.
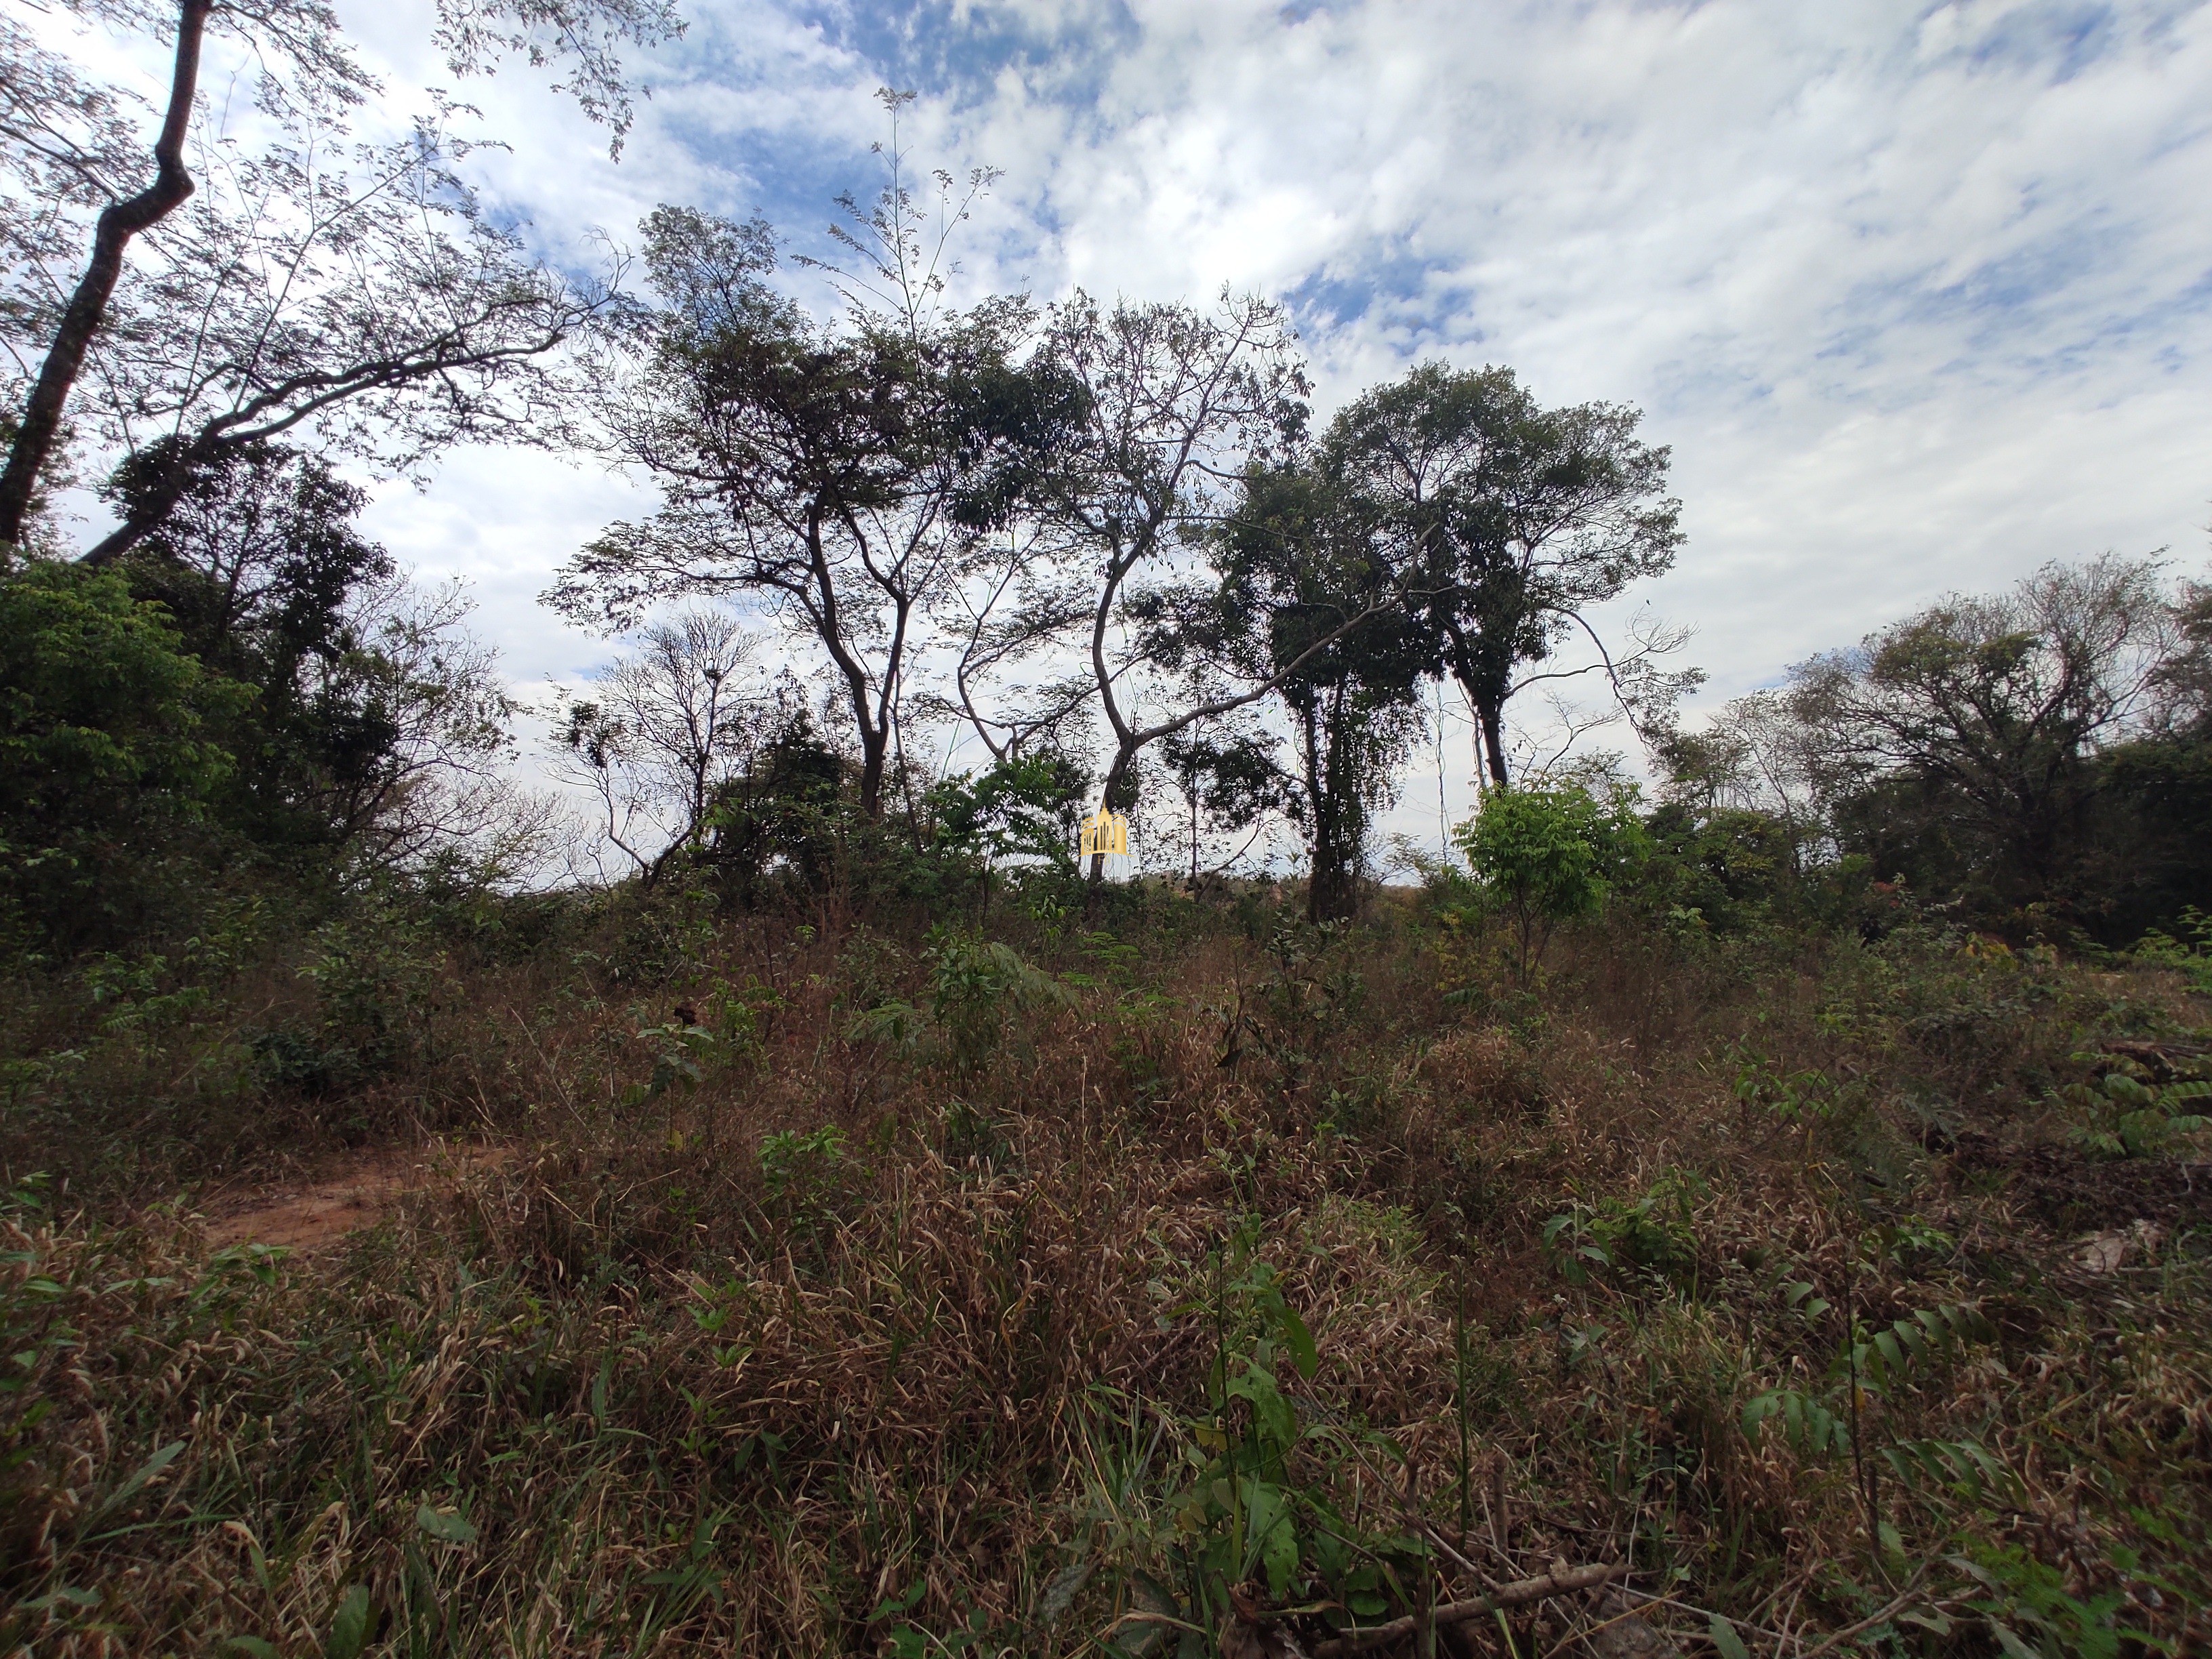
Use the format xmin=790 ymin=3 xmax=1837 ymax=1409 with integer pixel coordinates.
xmin=3 ymin=832 xmax=2209 ymax=1654
xmin=5 ymin=7 xmax=2211 ymax=1653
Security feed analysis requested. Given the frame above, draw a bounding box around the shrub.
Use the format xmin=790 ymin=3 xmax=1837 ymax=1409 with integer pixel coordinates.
xmin=1454 ymin=783 xmax=1643 ymax=982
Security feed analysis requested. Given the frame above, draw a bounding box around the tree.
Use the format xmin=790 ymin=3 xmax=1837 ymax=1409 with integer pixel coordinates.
xmin=550 ymin=174 xmax=1082 ymax=822
xmin=1157 ymin=718 xmax=1282 ymax=888
xmin=106 ymin=441 xmax=387 ymax=664
xmin=928 ymin=750 xmax=1091 ymax=919
xmin=1328 ymin=363 xmax=1685 ymax=786
xmin=100 ymin=440 xmax=518 ymax=872
xmin=1038 ymin=292 xmax=1404 ymax=886
xmin=110 ymin=440 xmax=391 ymax=851
xmin=2093 ymin=575 xmax=2212 ymax=936
xmin=1653 ymin=689 xmax=1830 ymax=886
xmin=1788 ymin=554 xmax=2185 ymax=913
xmin=0 ymin=556 xmax=245 ymax=945
xmin=0 ymin=0 xmax=674 ymax=553
xmin=932 ymin=520 xmax=1099 ymax=766
xmin=703 ymin=709 xmax=847 ymax=902
xmin=71 ymin=117 xmax=611 ymax=567
xmin=296 ymin=571 xmax=519 ymax=878
xmin=1456 ymin=783 xmax=1634 ymax=983
xmin=1210 ymin=459 xmax=1429 ymax=921
xmin=552 ymin=611 xmax=771 ymax=888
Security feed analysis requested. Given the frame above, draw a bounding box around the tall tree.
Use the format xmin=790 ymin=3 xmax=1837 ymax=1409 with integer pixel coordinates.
xmin=1156 ymin=718 xmax=1282 ymax=888
xmin=99 ymin=438 xmax=520 ymax=874
xmin=0 ymin=0 xmax=675 ymax=552
xmin=552 ymin=611 xmax=769 ymax=887
xmin=1328 ymin=363 xmax=1684 ymax=786
xmin=1789 ymin=554 xmax=2187 ymax=909
xmin=1211 ymin=460 xmax=1429 ymax=920
xmin=108 ymin=440 xmax=390 ymax=850
xmin=1038 ymin=293 xmax=1408 ymax=884
xmin=550 ymin=184 xmax=1081 ymax=821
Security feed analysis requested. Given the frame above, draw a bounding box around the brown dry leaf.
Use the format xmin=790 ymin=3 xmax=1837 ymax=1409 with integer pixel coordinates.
xmin=1585 ymin=1591 xmax=1685 ymax=1659
xmin=2077 ymin=1218 xmax=2168 ymax=1274
xmin=2078 ymin=1229 xmax=2131 ymax=1273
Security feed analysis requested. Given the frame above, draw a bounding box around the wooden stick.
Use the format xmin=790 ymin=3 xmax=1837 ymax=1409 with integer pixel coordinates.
xmin=1312 ymin=1562 xmax=1629 ymax=1658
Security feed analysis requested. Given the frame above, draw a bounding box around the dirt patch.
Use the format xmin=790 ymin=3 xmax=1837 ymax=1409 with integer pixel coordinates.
xmin=203 ymin=1141 xmax=513 ymax=1254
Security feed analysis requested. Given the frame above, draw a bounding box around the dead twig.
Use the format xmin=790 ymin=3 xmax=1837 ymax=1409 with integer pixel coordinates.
xmin=1794 ymin=1572 xmax=1933 ymax=1659
xmin=1311 ymin=1563 xmax=1630 ymax=1658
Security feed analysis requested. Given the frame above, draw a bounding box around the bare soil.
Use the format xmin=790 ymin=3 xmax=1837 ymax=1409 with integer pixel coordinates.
xmin=200 ymin=1141 xmax=513 ymax=1254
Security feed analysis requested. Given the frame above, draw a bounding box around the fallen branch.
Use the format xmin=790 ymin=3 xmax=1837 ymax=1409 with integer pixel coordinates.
xmin=1311 ymin=1562 xmax=1629 ymax=1658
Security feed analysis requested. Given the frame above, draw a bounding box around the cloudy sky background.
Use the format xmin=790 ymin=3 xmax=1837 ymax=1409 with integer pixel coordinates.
xmin=63 ymin=0 xmax=2212 ymax=859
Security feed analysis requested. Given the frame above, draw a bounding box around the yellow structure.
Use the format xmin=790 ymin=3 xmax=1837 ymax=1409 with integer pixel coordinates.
xmin=1079 ymin=807 xmax=1129 ymax=859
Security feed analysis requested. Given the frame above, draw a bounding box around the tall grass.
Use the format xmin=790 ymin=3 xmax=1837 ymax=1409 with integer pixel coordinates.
xmin=3 ymin=890 xmax=2209 ymax=1655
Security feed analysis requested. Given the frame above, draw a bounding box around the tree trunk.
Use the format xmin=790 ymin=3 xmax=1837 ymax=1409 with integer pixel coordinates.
xmin=0 ymin=0 xmax=212 ymax=550
xmin=1306 ymin=697 xmax=1361 ymax=924
xmin=1309 ymin=851 xmax=1358 ymax=923
xmin=81 ymin=439 xmax=203 ymax=567
xmin=1085 ymin=742 xmax=1137 ymax=901
xmin=1479 ymin=699 xmax=1510 ymax=788
xmin=857 ymin=735 xmax=886 ymax=821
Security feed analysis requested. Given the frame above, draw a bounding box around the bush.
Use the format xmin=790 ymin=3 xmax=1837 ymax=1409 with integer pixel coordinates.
xmin=1454 ymin=784 xmax=1643 ymax=981
xmin=0 ymin=558 xmax=246 ymax=952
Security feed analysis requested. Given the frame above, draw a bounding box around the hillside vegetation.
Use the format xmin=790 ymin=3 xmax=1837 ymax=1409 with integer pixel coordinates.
xmin=4 ymin=855 xmax=2209 ymax=1655
xmin=5 ymin=12 xmax=2211 ymax=1650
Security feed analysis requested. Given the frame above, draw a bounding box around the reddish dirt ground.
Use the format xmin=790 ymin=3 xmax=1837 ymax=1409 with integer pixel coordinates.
xmin=201 ymin=1141 xmax=512 ymax=1254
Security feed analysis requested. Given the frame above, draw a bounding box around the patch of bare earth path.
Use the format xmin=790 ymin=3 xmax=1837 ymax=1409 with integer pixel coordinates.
xmin=199 ymin=1140 xmax=514 ymax=1254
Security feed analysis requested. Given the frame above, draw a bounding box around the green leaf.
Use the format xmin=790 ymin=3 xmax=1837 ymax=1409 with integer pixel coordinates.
xmin=225 ymin=1639 xmax=279 ymax=1658
xmin=1708 ymin=1614 xmax=1752 ymax=1659
xmin=1276 ymin=1303 xmax=1319 ymax=1380
xmin=87 ymin=1439 xmax=184 ymax=1528
xmin=1261 ymin=1508 xmax=1300 ymax=1600
xmin=415 ymin=1503 xmax=478 ymax=1544
xmin=325 ymin=1584 xmax=373 ymax=1659
xmin=24 ymin=1586 xmax=102 ymax=1611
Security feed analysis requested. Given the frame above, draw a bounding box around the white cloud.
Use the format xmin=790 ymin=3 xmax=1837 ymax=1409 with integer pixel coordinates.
xmin=148 ymin=0 xmax=2212 ymax=845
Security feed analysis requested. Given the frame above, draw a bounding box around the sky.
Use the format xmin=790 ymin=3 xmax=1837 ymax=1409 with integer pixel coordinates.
xmin=47 ymin=0 xmax=2212 ymax=857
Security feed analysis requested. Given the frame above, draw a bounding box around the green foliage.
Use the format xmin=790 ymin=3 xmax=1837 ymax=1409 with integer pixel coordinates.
xmin=2131 ymin=907 xmax=2212 ymax=994
xmin=1633 ymin=801 xmax=1809 ymax=933
xmin=1544 ymin=1168 xmax=1706 ymax=1292
xmin=851 ymin=928 xmax=1077 ymax=1078
xmin=1210 ymin=457 xmax=1430 ymax=922
xmin=758 ymin=1124 xmax=856 ymax=1243
xmin=1800 ymin=556 xmax=2192 ymax=931
xmin=928 ymin=754 xmax=1088 ymax=877
xmin=1240 ymin=918 xmax=1370 ymax=1103
xmin=0 ymin=558 xmax=246 ymax=949
xmin=1725 ymin=1043 xmax=1835 ymax=1127
xmin=703 ymin=717 xmax=848 ymax=901
xmin=1454 ymin=783 xmax=1642 ymax=981
xmin=112 ymin=443 xmax=405 ymax=857
xmin=1088 ymin=1219 xmax=1435 ymax=1645
xmin=1955 ymin=1546 xmax=2163 ymax=1659
xmin=1744 ymin=1292 xmax=1996 ymax=1464
xmin=1322 ymin=361 xmax=1681 ymax=792
xmin=2064 ymin=1058 xmax=2212 ymax=1159
xmin=298 ymin=905 xmax=447 ymax=1082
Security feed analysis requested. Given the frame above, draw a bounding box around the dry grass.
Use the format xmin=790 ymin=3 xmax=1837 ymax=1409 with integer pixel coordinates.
xmin=3 ymin=894 xmax=2209 ymax=1656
